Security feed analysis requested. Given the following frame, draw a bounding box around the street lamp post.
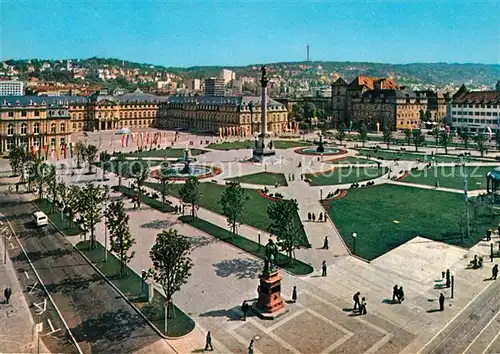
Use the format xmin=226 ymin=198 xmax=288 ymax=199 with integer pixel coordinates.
xmin=352 ymin=232 xmax=357 ymax=255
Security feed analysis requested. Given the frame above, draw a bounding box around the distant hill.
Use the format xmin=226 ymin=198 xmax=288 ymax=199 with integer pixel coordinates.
xmin=4 ymin=57 xmax=500 ymax=87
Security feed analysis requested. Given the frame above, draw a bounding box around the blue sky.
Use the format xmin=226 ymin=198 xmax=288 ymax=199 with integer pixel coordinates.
xmin=2 ymin=0 xmax=499 ymax=66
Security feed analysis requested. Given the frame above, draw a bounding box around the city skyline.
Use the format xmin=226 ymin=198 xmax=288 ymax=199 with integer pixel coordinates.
xmin=2 ymin=0 xmax=499 ymax=66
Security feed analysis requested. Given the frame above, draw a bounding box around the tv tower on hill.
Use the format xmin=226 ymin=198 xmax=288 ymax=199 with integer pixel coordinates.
xmin=306 ymin=44 xmax=310 ymax=61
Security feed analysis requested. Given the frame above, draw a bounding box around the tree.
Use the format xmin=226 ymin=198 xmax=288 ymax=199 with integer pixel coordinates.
xmin=412 ymin=129 xmax=425 ymax=152
xmin=495 ymin=130 xmax=500 ymax=150
xmin=105 ymin=201 xmax=136 ymax=277
xmin=77 ymin=184 xmax=108 ymax=249
xmin=439 ymin=131 xmax=451 ymax=154
xmin=179 ymin=176 xmax=201 ymax=218
xmin=335 ymin=124 xmax=346 ymax=145
xmin=56 ymin=181 xmax=68 ymax=220
xmin=419 ymin=109 xmax=426 ymax=121
xmin=267 ymin=199 xmax=303 ymax=262
xmin=130 ymin=158 xmax=150 ymax=208
xmin=74 ymin=141 xmax=85 ymax=169
xmin=474 ymin=130 xmax=488 ymax=157
xmin=219 ymin=182 xmax=247 ymax=238
xmin=8 ymin=146 xmax=26 ymax=176
xmin=403 ymin=128 xmax=412 ymax=146
xmin=114 ymin=153 xmax=127 ymax=187
xmin=382 ymin=125 xmax=393 ymax=149
xmin=66 ymin=185 xmax=81 ymax=228
xmin=358 ymin=124 xmax=368 ymax=147
xmin=100 ymin=150 xmax=111 ymax=181
xmin=148 ymin=229 xmax=193 ymax=332
xmin=425 ymin=110 xmax=433 ymax=121
xmin=84 ymin=144 xmax=98 ymax=174
xmin=460 ymin=127 xmax=470 ymax=150
xmin=46 ymin=165 xmax=57 ymax=213
xmin=30 ymin=159 xmax=51 ymax=201
xmin=432 ymin=126 xmax=440 ymax=148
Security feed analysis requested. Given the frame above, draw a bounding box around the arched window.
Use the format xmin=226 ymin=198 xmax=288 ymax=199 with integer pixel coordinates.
xmin=20 ymin=123 xmax=27 ymax=135
xmin=51 ymin=123 xmax=57 ymax=133
xmin=7 ymin=124 xmax=14 ymax=136
xmin=34 ymin=123 xmax=40 ymax=134
xmin=50 ymin=138 xmax=56 ymax=147
xmin=60 ymin=123 xmax=65 ymax=133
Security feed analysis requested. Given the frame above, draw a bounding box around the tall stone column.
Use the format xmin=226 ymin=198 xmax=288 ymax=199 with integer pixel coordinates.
xmin=252 ymin=66 xmax=275 ymax=161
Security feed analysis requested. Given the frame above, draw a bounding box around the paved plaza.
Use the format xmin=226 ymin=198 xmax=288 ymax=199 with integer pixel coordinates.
xmin=2 ymin=129 xmax=500 ymax=353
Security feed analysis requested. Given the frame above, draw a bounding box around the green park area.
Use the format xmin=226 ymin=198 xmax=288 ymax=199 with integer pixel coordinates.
xmin=403 ymin=165 xmax=494 ymax=190
xmin=33 ymin=199 xmax=81 ymax=236
xmin=207 ymin=140 xmax=312 ymax=150
xmin=326 ymin=184 xmax=499 ymax=260
xmin=144 ymin=181 xmax=310 ymax=248
xmin=226 ymin=172 xmax=288 ymax=186
xmin=113 ymin=185 xmax=175 ymax=212
xmin=306 ymin=166 xmax=388 ymax=186
xmin=76 ymin=241 xmax=195 ymax=337
xmin=358 ymin=148 xmax=491 ymax=163
xmin=330 ymin=156 xmax=376 ymax=165
xmin=179 ymin=216 xmax=313 ymax=275
xmin=122 ymin=148 xmax=206 ymax=158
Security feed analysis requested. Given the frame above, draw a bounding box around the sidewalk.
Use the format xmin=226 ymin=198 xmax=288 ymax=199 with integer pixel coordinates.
xmin=0 ymin=240 xmax=42 ymax=353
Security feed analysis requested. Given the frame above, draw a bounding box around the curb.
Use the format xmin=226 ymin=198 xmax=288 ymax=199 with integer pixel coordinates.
xmin=31 ymin=201 xmax=188 ymax=348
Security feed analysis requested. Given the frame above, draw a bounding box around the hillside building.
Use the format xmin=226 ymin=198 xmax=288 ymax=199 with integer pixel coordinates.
xmin=204 ymin=78 xmax=226 ymax=97
xmin=0 ymin=81 xmax=24 ymax=96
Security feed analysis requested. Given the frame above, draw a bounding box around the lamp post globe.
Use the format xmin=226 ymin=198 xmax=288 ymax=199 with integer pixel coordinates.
xmin=352 ymin=233 xmax=357 ymax=255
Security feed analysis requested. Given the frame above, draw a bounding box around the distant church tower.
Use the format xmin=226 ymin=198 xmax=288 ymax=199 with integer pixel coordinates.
xmin=495 ymin=80 xmax=500 ymax=92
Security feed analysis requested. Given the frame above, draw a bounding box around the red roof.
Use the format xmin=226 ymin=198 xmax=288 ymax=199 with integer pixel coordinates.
xmin=453 ymin=91 xmax=500 ymax=105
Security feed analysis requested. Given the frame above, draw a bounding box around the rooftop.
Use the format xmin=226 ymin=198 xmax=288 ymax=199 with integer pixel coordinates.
xmin=0 ymin=95 xmax=87 ymax=107
xmin=453 ymin=90 xmax=500 ymax=105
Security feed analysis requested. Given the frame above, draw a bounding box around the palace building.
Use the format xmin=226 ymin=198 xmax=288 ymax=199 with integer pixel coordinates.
xmin=158 ymin=96 xmax=289 ymax=136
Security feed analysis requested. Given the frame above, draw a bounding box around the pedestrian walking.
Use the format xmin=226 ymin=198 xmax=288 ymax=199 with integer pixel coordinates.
xmin=439 ymin=293 xmax=445 ymax=311
xmin=322 ymin=261 xmax=327 ymax=277
xmin=397 ymin=286 xmax=405 ymax=302
xmin=360 ymin=297 xmax=367 ymax=315
xmin=292 ymin=286 xmax=297 ymax=303
xmin=241 ymin=301 xmax=249 ymax=321
xmin=4 ymin=287 xmax=12 ymax=304
xmin=492 ymin=264 xmax=498 ymax=280
xmin=308 ymin=212 xmax=311 ymax=222
xmin=15 ymin=184 xmax=19 ymax=193
xmin=248 ymin=339 xmax=255 ymax=354
xmin=323 ymin=236 xmax=329 ymax=250
xmin=353 ymin=292 xmax=361 ymax=311
xmin=446 ymin=269 xmax=451 ymax=287
xmin=319 ymin=213 xmax=323 ymax=222
xmin=392 ymin=285 xmax=399 ymax=302
xmin=324 ymin=214 xmax=328 ymax=223
xmin=205 ymin=331 xmax=214 ymax=351
xmin=174 ymin=205 xmax=178 ymax=214
xmin=312 ymin=213 xmax=316 ymax=222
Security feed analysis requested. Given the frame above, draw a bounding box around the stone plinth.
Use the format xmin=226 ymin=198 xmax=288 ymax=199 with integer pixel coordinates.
xmin=251 ymin=270 xmax=287 ymax=319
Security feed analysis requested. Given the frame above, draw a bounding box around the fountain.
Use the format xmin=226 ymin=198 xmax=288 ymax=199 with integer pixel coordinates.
xmin=316 ymin=132 xmax=325 ymax=153
xmin=151 ymin=146 xmax=221 ymax=180
xmin=295 ymin=132 xmax=346 ymax=156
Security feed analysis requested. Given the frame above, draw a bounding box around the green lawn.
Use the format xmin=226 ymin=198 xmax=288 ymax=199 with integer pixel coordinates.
xmin=358 ymin=148 xmax=492 ymax=163
xmin=143 ymin=181 xmax=310 ymax=247
xmin=207 ymin=140 xmax=312 ymax=150
xmin=32 ymin=199 xmax=81 ymax=236
xmin=113 ymin=185 xmax=175 ymax=212
xmin=403 ymin=165 xmax=494 ymax=190
xmin=330 ymin=156 xmax=377 ymax=165
xmin=121 ymin=148 xmax=206 ymax=158
xmin=98 ymin=159 xmax=163 ymax=178
xmin=76 ymin=241 xmax=195 ymax=338
xmin=226 ymin=172 xmax=288 ymax=186
xmin=179 ymin=216 xmax=313 ymax=275
xmin=326 ymin=184 xmax=499 ymax=260
xmin=306 ymin=167 xmax=388 ymax=186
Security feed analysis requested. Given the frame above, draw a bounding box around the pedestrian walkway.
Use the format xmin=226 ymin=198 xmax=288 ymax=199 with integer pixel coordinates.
xmin=0 ymin=239 xmax=43 ymax=353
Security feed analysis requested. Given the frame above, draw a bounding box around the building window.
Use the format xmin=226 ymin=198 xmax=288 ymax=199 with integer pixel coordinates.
xmin=60 ymin=123 xmax=65 ymax=133
xmin=50 ymin=138 xmax=56 ymax=147
xmin=34 ymin=123 xmax=40 ymax=134
xmin=8 ymin=112 xmax=14 ymax=118
xmin=7 ymin=124 xmax=14 ymax=136
xmin=60 ymin=137 xmax=65 ymax=147
xmin=51 ymin=123 xmax=56 ymax=133
xmin=21 ymin=111 xmax=27 ymax=117
xmin=73 ymin=123 xmax=76 ymax=129
xmin=7 ymin=139 xmax=14 ymax=150
xmin=34 ymin=111 xmax=40 ymax=117
xmin=20 ymin=123 xmax=27 ymax=135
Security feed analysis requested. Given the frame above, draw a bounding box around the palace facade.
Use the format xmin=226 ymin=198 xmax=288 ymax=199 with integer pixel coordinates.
xmin=158 ymin=96 xmax=289 ymax=136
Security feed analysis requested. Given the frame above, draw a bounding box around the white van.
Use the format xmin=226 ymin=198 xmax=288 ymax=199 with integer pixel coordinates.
xmin=33 ymin=211 xmax=48 ymax=227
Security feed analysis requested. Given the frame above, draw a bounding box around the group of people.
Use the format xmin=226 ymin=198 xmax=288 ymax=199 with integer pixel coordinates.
xmin=173 ymin=204 xmax=185 ymax=214
xmin=307 ymin=212 xmax=327 ymax=223
xmin=352 ymin=292 xmax=367 ymax=315
xmin=392 ymin=285 xmax=405 ymax=303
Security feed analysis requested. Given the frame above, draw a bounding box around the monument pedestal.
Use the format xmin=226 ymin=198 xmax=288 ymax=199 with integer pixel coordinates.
xmin=251 ymin=270 xmax=287 ymax=320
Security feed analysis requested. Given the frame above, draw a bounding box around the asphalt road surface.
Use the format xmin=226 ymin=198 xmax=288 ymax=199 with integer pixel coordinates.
xmin=420 ymin=274 xmax=500 ymax=354
xmin=1 ymin=196 xmax=165 ymax=353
